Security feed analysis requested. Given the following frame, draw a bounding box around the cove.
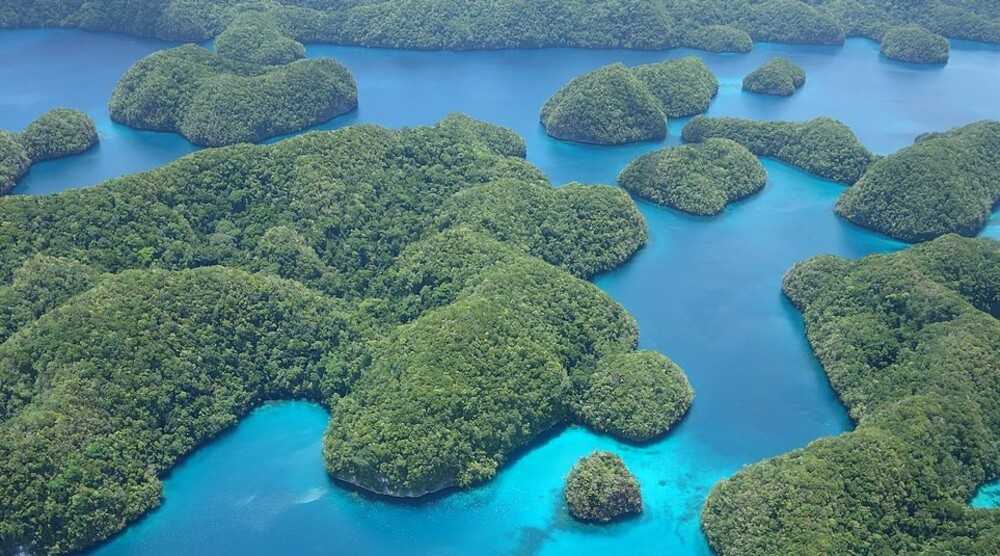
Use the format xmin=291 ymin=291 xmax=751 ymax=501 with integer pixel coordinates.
xmin=1 ymin=29 xmax=998 ymax=556
xmin=972 ymin=481 xmax=1000 ymax=509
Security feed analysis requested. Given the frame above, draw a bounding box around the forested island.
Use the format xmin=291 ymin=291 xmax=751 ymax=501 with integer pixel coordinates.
xmin=682 ymin=116 xmax=876 ymax=184
xmin=881 ymin=25 xmax=951 ymax=64
xmin=2 ymin=0 xmax=998 ymax=52
xmin=0 ymin=108 xmax=97 ymax=195
xmin=565 ymin=452 xmax=643 ymax=523
xmin=703 ymin=234 xmax=1000 ymax=554
xmin=109 ymin=44 xmax=357 ymax=146
xmin=0 ymin=115 xmax=693 ymax=555
xmin=836 ymin=120 xmax=1000 ymax=242
xmin=618 ymin=139 xmax=766 ymax=216
xmin=742 ymin=58 xmax=806 ymax=96
xmin=541 ymin=58 xmax=717 ymax=144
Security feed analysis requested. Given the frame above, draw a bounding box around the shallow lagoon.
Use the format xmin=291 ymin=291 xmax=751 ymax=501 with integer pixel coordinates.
xmin=1 ymin=29 xmax=998 ymax=555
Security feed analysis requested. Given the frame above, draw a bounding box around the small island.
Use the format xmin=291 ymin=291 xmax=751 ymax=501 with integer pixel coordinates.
xmin=540 ymin=63 xmax=666 ymax=144
xmin=215 ymin=11 xmax=306 ymax=66
xmin=880 ymin=25 xmax=950 ymax=64
xmin=1 ymin=108 xmax=98 ymax=195
xmin=682 ymin=116 xmax=876 ymax=184
xmin=618 ymin=139 xmax=766 ymax=216
xmin=109 ymin=44 xmax=357 ymax=147
xmin=575 ymin=351 xmax=695 ymax=440
xmin=541 ymin=59 xmax=720 ymax=144
xmin=565 ymin=452 xmax=643 ymax=523
xmin=836 ymin=120 xmax=1000 ymax=242
xmin=743 ymin=58 xmax=806 ymax=96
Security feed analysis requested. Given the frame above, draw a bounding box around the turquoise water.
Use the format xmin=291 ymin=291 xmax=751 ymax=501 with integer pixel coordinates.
xmin=1 ymin=29 xmax=998 ymax=555
xmin=972 ymin=481 xmax=1000 ymax=509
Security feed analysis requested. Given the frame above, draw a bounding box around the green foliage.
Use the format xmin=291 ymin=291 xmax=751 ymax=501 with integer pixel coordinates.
xmin=739 ymin=0 xmax=845 ymax=44
xmin=0 ymin=132 xmax=30 ymax=195
xmin=618 ymin=138 xmax=766 ymax=215
xmin=0 ymin=117 xmax=688 ymax=553
xmin=742 ymin=57 xmax=806 ymax=96
xmin=0 ymin=109 xmax=98 ymax=195
xmin=703 ymin=234 xmax=1000 ymax=555
xmin=215 ymin=10 xmax=306 ymax=66
xmin=633 ymin=56 xmax=719 ymax=117
xmin=18 ymin=108 xmax=98 ymax=162
xmin=836 ymin=120 xmax=1000 ymax=242
xmin=540 ymin=63 xmax=666 ymax=145
xmin=881 ymin=25 xmax=950 ymax=64
xmin=681 ymin=24 xmax=753 ymax=53
xmin=541 ymin=58 xmax=720 ymax=144
xmin=574 ymin=351 xmax=693 ymax=442
xmin=564 ymin=451 xmax=642 ymax=522
xmin=683 ymin=116 xmax=877 ymax=184
xmin=108 ymin=44 xmax=357 ymax=146
xmin=2 ymin=0 xmax=999 ymax=49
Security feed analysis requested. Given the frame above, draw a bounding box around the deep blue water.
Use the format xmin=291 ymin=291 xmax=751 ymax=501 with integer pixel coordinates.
xmin=1 ymin=29 xmax=998 ymax=555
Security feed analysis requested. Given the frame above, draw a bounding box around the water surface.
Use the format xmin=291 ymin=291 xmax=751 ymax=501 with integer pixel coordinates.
xmin=1 ymin=30 xmax=998 ymax=555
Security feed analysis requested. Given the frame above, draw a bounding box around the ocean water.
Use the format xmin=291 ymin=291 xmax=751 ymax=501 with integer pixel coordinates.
xmin=0 ymin=29 xmax=998 ymax=555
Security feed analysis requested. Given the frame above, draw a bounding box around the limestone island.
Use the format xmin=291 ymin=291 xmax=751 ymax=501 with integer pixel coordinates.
xmin=880 ymin=25 xmax=950 ymax=65
xmin=836 ymin=120 xmax=1000 ymax=242
xmin=565 ymin=452 xmax=643 ymax=523
xmin=619 ymin=139 xmax=766 ymax=216
xmin=682 ymin=116 xmax=877 ymax=184
xmin=0 ymin=115 xmax=693 ymax=554
xmin=703 ymin=234 xmax=1000 ymax=554
xmin=541 ymin=58 xmax=718 ymax=144
xmin=109 ymin=44 xmax=357 ymax=147
xmin=1 ymin=108 xmax=98 ymax=195
xmin=742 ymin=58 xmax=806 ymax=96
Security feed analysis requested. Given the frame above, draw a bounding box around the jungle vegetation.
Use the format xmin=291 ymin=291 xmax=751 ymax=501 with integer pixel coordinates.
xmin=742 ymin=57 xmax=806 ymax=96
xmin=3 ymin=0 xmax=997 ymax=51
xmin=0 ymin=116 xmax=693 ymax=554
xmin=836 ymin=120 xmax=1000 ymax=242
xmin=682 ymin=116 xmax=877 ymax=184
xmin=541 ymin=58 xmax=717 ymax=144
xmin=0 ymin=108 xmax=97 ymax=195
xmin=880 ymin=25 xmax=951 ymax=64
xmin=109 ymin=44 xmax=357 ymax=146
xmin=702 ymin=234 xmax=1000 ymax=555
xmin=618 ymin=138 xmax=766 ymax=216
xmin=565 ymin=451 xmax=643 ymax=523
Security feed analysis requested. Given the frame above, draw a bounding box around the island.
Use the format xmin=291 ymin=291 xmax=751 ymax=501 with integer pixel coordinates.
xmin=682 ymin=116 xmax=877 ymax=184
xmin=703 ymin=234 xmax=1000 ymax=555
xmin=836 ymin=120 xmax=1000 ymax=242
xmin=540 ymin=63 xmax=667 ymax=145
xmin=618 ymin=139 xmax=767 ymax=216
xmin=742 ymin=58 xmax=806 ymax=96
xmin=880 ymin=25 xmax=950 ymax=64
xmin=565 ymin=452 xmax=643 ymax=523
xmin=541 ymin=59 xmax=720 ymax=144
xmin=0 ymin=108 xmax=98 ymax=194
xmin=109 ymin=44 xmax=357 ymax=146
xmin=0 ymin=115 xmax=692 ymax=554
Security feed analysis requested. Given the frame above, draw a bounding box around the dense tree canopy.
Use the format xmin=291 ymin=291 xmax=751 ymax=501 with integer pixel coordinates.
xmin=565 ymin=451 xmax=643 ymax=522
xmin=618 ymin=138 xmax=766 ymax=215
xmin=836 ymin=120 xmax=1000 ymax=242
xmin=632 ymin=57 xmax=719 ymax=118
xmin=0 ymin=116 xmax=692 ymax=554
xmin=703 ymin=235 xmax=1000 ymax=555
xmin=109 ymin=44 xmax=356 ymax=146
xmin=0 ymin=108 xmax=97 ymax=195
xmin=5 ymin=0 xmax=996 ymax=51
xmin=682 ymin=116 xmax=877 ymax=184
xmin=742 ymin=57 xmax=806 ymax=96
xmin=540 ymin=63 xmax=667 ymax=145
xmin=880 ymin=25 xmax=951 ymax=64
